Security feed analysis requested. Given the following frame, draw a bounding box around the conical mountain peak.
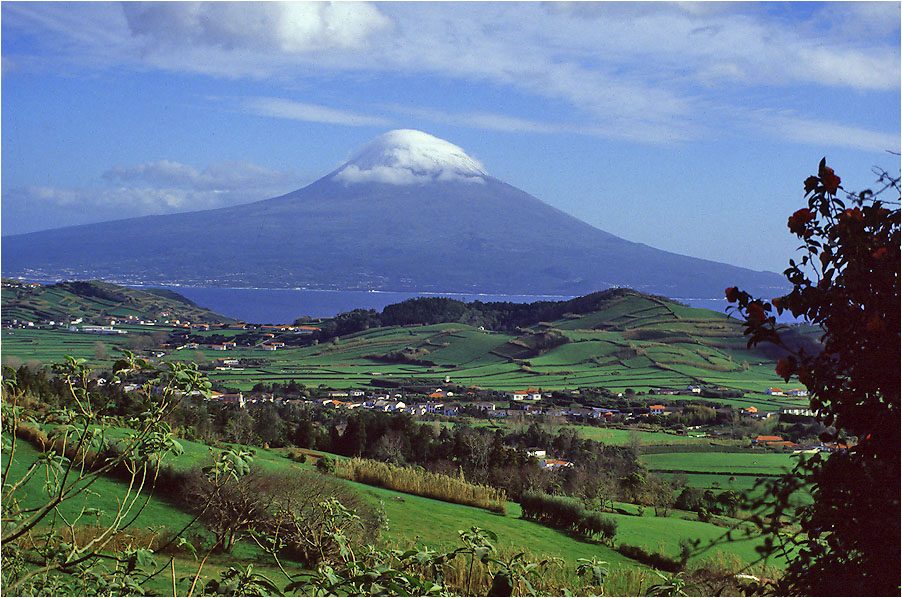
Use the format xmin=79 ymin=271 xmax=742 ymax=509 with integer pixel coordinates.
xmin=3 ymin=128 xmax=788 ymax=299
xmin=332 ymin=129 xmax=488 ymax=185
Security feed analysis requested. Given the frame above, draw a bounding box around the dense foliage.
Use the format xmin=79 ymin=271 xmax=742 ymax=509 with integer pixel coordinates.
xmin=729 ymin=159 xmax=900 ymax=595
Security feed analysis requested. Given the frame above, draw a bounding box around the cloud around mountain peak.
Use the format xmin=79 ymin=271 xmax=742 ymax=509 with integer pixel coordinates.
xmin=333 ymin=129 xmax=488 ymax=186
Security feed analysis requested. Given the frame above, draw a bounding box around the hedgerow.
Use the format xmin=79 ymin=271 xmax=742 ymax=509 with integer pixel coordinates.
xmin=519 ymin=490 xmax=617 ymax=545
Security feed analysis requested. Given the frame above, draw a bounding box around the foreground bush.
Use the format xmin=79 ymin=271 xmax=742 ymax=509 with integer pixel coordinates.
xmin=333 ymin=457 xmax=507 ymax=513
xmin=730 ymin=160 xmax=900 ymax=594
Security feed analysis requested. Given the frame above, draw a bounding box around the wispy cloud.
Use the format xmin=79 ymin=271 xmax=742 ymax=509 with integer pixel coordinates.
xmin=103 ymin=159 xmax=299 ymax=191
xmin=240 ymin=97 xmax=393 ymax=127
xmin=391 ymin=105 xmax=691 ymax=144
xmin=763 ymin=114 xmax=901 ymax=154
xmin=122 ymin=2 xmax=392 ymax=54
xmin=3 ymin=2 xmax=898 ymax=146
xmin=2 ymin=184 xmax=266 ymax=235
xmin=394 ymin=106 xmax=567 ymax=135
xmin=2 ymin=157 xmax=306 ymax=235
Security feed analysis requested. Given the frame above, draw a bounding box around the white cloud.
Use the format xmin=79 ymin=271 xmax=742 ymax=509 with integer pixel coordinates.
xmin=333 ymin=164 xmax=431 ymax=186
xmin=765 ymin=114 xmax=901 ymax=153
xmin=796 ymin=46 xmax=899 ymax=90
xmin=240 ymin=97 xmax=392 ymax=127
xmin=332 ymin=129 xmax=487 ymax=186
xmin=2 ymin=185 xmax=256 ymax=234
xmin=805 ymin=2 xmax=901 ymax=40
xmin=3 ymin=2 xmax=898 ymax=147
xmin=395 ymin=106 xmax=565 ymax=135
xmin=391 ymin=105 xmax=691 ymax=144
xmin=121 ymin=2 xmax=392 ymax=54
xmin=103 ymin=159 xmax=298 ymax=191
xmin=2 ymin=156 xmax=308 ymax=234
xmin=11 ymin=185 xmax=232 ymax=212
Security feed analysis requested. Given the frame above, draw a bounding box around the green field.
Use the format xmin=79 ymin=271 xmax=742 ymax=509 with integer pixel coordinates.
xmin=2 ymin=290 xmax=815 ymax=416
xmin=1 ymin=435 xmax=199 ymax=534
xmin=3 ymin=286 xmax=813 ymax=592
xmin=642 ymin=452 xmax=800 ymax=475
xmin=4 ymin=429 xmax=786 ymax=582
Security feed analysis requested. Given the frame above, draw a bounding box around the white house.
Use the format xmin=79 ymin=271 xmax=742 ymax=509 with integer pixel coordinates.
xmin=781 ymin=406 xmax=814 ymax=417
xmin=541 ymin=458 xmax=573 ymax=470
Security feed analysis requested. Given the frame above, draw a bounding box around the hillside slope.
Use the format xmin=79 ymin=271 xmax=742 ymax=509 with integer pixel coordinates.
xmin=192 ymin=289 xmax=819 ymax=402
xmin=1 ymin=279 xmax=236 ymax=325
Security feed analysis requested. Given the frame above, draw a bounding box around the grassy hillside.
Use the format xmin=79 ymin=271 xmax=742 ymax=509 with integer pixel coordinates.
xmin=3 ymin=429 xmax=786 ymax=583
xmin=1 ymin=279 xmax=236 ymax=325
xmin=2 ymin=287 xmax=819 ymax=411
xmin=180 ymin=291 xmax=816 ymax=409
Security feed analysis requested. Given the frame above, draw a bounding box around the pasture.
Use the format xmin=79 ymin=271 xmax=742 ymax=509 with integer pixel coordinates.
xmin=641 ymin=451 xmax=800 ymax=475
xmin=1 ymin=292 xmax=809 ymax=414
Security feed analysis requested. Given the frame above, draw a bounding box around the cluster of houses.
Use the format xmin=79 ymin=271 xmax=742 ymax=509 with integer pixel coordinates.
xmin=648 ymin=385 xmax=702 ymax=396
xmin=526 ymin=448 xmax=574 ymax=470
xmin=765 ymin=387 xmax=809 ymax=397
xmin=753 ymin=433 xmax=850 ymax=454
xmin=741 ymin=405 xmax=816 ymax=418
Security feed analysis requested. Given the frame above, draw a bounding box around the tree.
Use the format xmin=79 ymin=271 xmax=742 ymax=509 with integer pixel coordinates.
xmin=728 ymin=159 xmax=899 ymax=595
xmin=183 ymin=452 xmax=264 ymax=552
xmin=223 ymin=408 xmax=255 ymax=445
xmin=252 ymin=402 xmax=284 ymax=447
xmin=340 ymin=415 xmax=367 ymax=457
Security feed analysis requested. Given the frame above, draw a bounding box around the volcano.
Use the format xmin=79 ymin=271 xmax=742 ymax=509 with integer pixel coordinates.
xmin=2 ymin=129 xmax=786 ymax=298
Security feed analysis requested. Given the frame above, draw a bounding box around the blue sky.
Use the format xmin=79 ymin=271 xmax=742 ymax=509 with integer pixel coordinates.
xmin=2 ymin=1 xmax=899 ymax=274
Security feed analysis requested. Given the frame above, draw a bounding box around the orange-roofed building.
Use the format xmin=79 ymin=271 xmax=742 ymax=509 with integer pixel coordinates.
xmin=755 ymin=435 xmax=784 ymax=444
xmin=541 ymin=458 xmax=574 ymax=469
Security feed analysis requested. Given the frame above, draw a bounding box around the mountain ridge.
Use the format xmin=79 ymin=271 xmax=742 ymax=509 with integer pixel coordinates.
xmin=1 ymin=130 xmax=788 ymax=298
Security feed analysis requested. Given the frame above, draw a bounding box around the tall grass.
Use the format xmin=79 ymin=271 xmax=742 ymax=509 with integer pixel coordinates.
xmin=333 ymin=458 xmax=507 ymax=514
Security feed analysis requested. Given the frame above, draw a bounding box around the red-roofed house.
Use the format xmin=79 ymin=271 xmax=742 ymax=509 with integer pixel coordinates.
xmin=541 ymin=458 xmax=573 ymax=469
xmin=754 ymin=435 xmax=784 ymax=445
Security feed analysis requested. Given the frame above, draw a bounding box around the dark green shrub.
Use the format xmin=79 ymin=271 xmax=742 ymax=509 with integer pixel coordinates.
xmin=316 ymin=455 xmax=335 ymax=473
xmin=615 ymin=544 xmax=683 ymax=573
xmin=580 ymin=511 xmax=618 ymax=545
xmin=520 ymin=491 xmax=616 ymax=543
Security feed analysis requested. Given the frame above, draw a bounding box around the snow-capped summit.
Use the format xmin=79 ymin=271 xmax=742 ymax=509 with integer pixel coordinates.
xmin=4 ymin=129 xmax=789 ymax=299
xmin=333 ymin=129 xmax=488 ymax=185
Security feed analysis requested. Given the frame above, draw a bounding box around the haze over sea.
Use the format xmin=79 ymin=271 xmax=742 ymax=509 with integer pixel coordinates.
xmin=138 ymin=285 xmax=742 ymax=325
